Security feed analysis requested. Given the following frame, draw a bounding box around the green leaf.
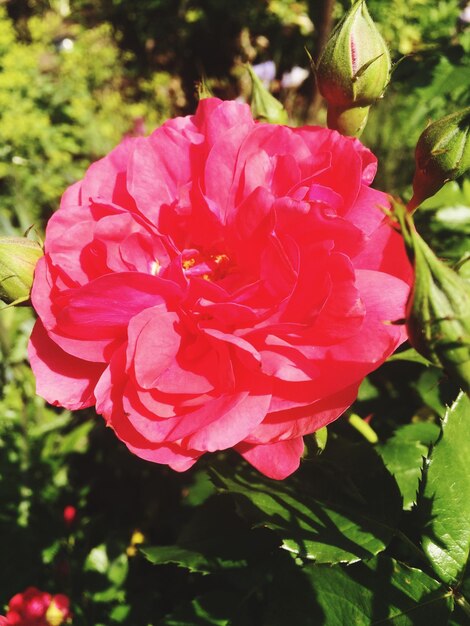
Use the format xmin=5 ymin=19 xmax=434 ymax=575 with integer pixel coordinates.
xmin=212 ymin=437 xmax=402 ymax=564
xmin=143 ymin=495 xmax=279 ymax=574
xmin=58 ymin=419 xmax=94 ymax=455
xmin=41 ymin=539 xmax=61 ymax=565
xmin=377 ymin=422 xmax=440 ymax=510
xmin=357 ymin=376 xmax=380 ymax=402
xmin=110 ymin=604 xmax=131 ymax=623
xmin=312 ymin=426 xmax=328 ymax=453
xmin=40 ymin=418 xmax=94 ymax=460
xmin=159 ymin=591 xmax=240 ymax=626
xmin=419 ymin=392 xmax=470 ymax=585
xmin=246 ymin=63 xmax=288 ymax=124
xmin=91 ymin=587 xmax=126 ymax=604
xmin=413 ymin=368 xmax=450 ymax=418
xmin=387 ymin=347 xmax=435 ymax=366
xmin=107 ymin=553 xmax=128 ymax=586
xmin=264 ymin=554 xmax=452 ymax=626
xmin=28 ymin=411 xmax=71 ymax=438
xmin=84 ymin=544 xmax=109 ymax=574
xmin=143 ymin=545 xmax=217 ymax=574
xmin=183 ymin=469 xmax=216 ymax=507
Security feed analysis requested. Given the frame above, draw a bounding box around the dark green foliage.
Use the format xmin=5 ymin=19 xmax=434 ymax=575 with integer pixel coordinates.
xmin=211 ymin=438 xmax=402 ymax=564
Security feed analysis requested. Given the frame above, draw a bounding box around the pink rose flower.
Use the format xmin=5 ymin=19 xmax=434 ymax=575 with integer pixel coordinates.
xmin=4 ymin=588 xmax=70 ymax=626
xmin=29 ymin=98 xmax=411 ymax=479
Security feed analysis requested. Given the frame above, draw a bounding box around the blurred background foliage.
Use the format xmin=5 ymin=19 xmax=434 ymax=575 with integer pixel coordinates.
xmin=1 ymin=0 xmax=469 ymax=227
xmin=1 ymin=0 xmax=470 ymax=623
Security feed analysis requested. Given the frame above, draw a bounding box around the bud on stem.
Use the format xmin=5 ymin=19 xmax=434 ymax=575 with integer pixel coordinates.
xmin=326 ymin=104 xmax=370 ymax=137
xmin=408 ymin=107 xmax=470 ymax=211
xmin=316 ymin=0 xmax=390 ymax=137
xmin=0 ymin=236 xmax=43 ymax=307
xmin=395 ymin=202 xmax=470 ymax=394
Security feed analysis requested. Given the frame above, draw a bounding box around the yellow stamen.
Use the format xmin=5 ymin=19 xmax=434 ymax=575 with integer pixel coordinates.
xmin=182 ymin=257 xmax=196 ymax=270
xmin=213 ymin=253 xmax=229 ymax=265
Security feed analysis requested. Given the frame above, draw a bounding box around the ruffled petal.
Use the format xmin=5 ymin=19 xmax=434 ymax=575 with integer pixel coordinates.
xmin=28 ymin=320 xmax=105 ymax=410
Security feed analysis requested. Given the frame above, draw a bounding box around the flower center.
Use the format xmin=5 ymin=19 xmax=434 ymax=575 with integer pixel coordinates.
xmin=182 ymin=250 xmax=231 ymax=282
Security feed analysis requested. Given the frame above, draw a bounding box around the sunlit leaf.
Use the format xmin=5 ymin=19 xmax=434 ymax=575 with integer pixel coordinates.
xmin=264 ymin=553 xmax=452 ymax=626
xmin=419 ymin=393 xmax=470 ymax=585
xmin=377 ymin=422 xmax=440 ymax=510
xmin=84 ymin=544 xmax=109 ymax=574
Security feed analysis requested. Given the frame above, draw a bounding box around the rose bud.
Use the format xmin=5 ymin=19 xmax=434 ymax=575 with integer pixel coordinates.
xmin=316 ymin=0 xmax=391 ymax=136
xmin=408 ymin=107 xmax=470 ymax=211
xmin=397 ymin=204 xmax=470 ymax=394
xmin=0 ymin=236 xmax=43 ymax=306
xmin=63 ymin=505 xmax=77 ymax=527
xmin=247 ymin=63 xmax=288 ymax=124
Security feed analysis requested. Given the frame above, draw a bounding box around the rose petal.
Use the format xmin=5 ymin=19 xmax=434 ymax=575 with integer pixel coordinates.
xmin=236 ymin=437 xmax=305 ymax=479
xmin=126 ymin=306 xmax=181 ymax=389
xmin=186 ymin=392 xmax=272 ymax=451
xmin=28 ymin=320 xmax=105 ymax=410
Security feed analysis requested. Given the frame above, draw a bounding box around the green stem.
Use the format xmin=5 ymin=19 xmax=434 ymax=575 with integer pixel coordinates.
xmin=456 ymin=594 xmax=470 ymax=618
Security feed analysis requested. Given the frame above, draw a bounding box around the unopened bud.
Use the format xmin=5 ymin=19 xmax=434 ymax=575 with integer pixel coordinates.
xmin=316 ymin=0 xmax=391 ymax=136
xmin=247 ymin=64 xmax=288 ymax=124
xmin=408 ymin=107 xmax=470 ymax=211
xmin=0 ymin=236 xmax=43 ymax=306
xmin=396 ymin=203 xmax=470 ymax=394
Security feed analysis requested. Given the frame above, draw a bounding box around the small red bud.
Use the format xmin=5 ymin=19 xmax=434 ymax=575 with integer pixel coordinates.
xmin=63 ymin=505 xmax=77 ymax=527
